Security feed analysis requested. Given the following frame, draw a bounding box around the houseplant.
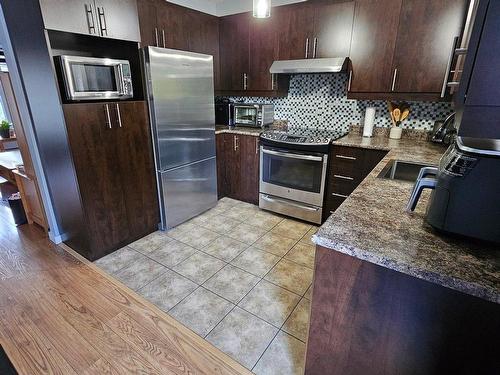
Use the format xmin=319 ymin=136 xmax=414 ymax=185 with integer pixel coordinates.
xmin=0 ymin=120 xmax=10 ymax=139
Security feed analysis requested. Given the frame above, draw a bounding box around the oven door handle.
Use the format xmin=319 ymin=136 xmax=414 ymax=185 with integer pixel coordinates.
xmin=261 ymin=195 xmax=320 ymax=212
xmin=262 ymin=148 xmax=323 ymax=162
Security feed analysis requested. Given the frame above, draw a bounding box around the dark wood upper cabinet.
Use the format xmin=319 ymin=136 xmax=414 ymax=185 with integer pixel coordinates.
xmin=63 ymin=101 xmax=158 ymax=260
xmin=277 ymin=4 xmax=315 ymax=60
xmin=349 ymin=0 xmax=402 ymax=93
xmin=248 ymin=17 xmax=279 ymax=91
xmin=219 ymin=13 xmax=250 ymax=91
xmin=158 ymin=2 xmax=190 ymax=50
xmin=392 ymin=0 xmax=467 ymax=93
xmin=137 ymin=0 xmax=158 ymax=46
xmin=312 ymin=1 xmax=355 ymax=59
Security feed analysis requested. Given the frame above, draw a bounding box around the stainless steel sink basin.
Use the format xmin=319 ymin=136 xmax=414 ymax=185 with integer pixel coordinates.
xmin=378 ymin=160 xmax=437 ymax=182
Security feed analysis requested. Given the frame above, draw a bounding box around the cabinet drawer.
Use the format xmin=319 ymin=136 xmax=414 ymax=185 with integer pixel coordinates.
xmin=328 ymin=174 xmax=358 ymax=195
xmin=330 ymin=146 xmax=364 ymax=176
xmin=324 ymin=193 xmax=347 ymax=217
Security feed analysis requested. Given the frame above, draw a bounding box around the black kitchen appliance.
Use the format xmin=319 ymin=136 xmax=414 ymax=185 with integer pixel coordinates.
xmin=215 ymin=98 xmax=234 ymax=126
xmin=408 ymin=0 xmax=500 ymax=244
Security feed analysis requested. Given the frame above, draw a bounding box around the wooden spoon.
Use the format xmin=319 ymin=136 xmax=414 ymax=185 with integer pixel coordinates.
xmin=387 ymin=101 xmax=396 ymax=126
xmin=400 ymin=108 xmax=410 ymax=122
xmin=393 ymin=108 xmax=401 ymax=123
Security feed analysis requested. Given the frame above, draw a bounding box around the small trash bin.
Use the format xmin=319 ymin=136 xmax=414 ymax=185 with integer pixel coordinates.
xmin=8 ymin=192 xmax=27 ymax=225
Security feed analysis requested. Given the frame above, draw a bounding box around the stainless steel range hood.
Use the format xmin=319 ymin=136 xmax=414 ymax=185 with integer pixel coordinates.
xmin=269 ymin=57 xmax=348 ymax=74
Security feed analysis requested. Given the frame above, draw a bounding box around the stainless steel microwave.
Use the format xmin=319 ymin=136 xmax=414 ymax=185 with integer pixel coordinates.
xmin=234 ymin=104 xmax=274 ymax=128
xmin=58 ymin=55 xmax=133 ymax=101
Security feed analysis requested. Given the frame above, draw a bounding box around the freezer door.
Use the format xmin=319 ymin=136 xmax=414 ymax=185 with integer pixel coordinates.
xmin=145 ymin=47 xmax=216 ymax=170
xmin=159 ymin=157 xmax=217 ymax=230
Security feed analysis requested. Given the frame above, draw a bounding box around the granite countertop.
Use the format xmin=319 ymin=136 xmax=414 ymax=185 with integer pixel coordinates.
xmin=215 ymin=125 xmax=263 ymax=137
xmin=315 ymin=132 xmax=500 ymax=304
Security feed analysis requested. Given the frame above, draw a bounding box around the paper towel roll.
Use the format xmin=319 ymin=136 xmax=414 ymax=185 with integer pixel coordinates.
xmin=363 ymin=107 xmax=376 ymax=137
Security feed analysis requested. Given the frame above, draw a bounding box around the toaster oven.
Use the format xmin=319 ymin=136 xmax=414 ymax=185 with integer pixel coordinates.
xmin=234 ymin=104 xmax=274 ymax=128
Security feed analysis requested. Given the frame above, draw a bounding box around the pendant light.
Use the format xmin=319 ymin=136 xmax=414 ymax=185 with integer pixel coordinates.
xmin=253 ymin=0 xmax=271 ymax=18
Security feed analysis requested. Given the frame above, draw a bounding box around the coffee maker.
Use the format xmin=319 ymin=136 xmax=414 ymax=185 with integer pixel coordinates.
xmin=407 ymin=0 xmax=500 ymax=243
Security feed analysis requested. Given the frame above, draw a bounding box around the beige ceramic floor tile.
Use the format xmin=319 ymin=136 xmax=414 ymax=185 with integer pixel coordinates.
xmin=245 ymin=211 xmax=283 ymax=229
xmin=222 ymin=205 xmax=259 ymax=222
xmin=199 ymin=214 xmax=242 ymax=235
xmin=304 ymin=284 xmax=312 ymax=300
xmin=253 ymin=331 xmax=306 ymax=375
xmin=231 ymin=246 xmax=280 ymax=277
xmin=283 ymin=298 xmax=311 ymax=342
xmin=94 ymin=246 xmax=140 ymax=274
xmin=264 ymin=259 xmax=313 ymax=295
xmin=206 ymin=307 xmax=278 ymax=370
xmin=137 ymin=268 xmax=197 ymax=312
xmin=114 ymin=257 xmax=167 ymax=291
xmin=226 ymin=223 xmax=268 ymax=245
xmin=173 ymin=226 xmax=220 ymax=250
xmin=169 ymin=287 xmax=234 ymax=337
xmin=253 ymin=233 xmax=298 ymax=256
xmin=285 ymin=242 xmax=316 ymax=269
xmin=239 ymin=280 xmax=300 ymax=327
xmin=299 ymin=226 xmax=318 ymax=245
xmin=129 ymin=231 xmax=173 ymax=254
xmin=172 ymin=251 xmax=226 ymax=284
xmin=202 ymin=236 xmax=249 ymax=262
xmin=166 ymin=222 xmax=198 ymax=239
xmin=270 ymin=219 xmax=312 ymax=240
xmin=203 ymin=265 xmax=260 ymax=303
xmin=146 ymin=239 xmax=197 ymax=268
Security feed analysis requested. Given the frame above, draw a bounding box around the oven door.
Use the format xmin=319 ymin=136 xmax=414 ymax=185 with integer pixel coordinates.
xmin=60 ymin=56 xmax=130 ymax=100
xmin=260 ymin=146 xmax=328 ymax=207
xmin=234 ymin=105 xmax=259 ymax=127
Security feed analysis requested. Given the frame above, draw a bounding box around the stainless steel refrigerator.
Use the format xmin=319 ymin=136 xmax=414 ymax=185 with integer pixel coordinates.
xmin=142 ymin=47 xmax=217 ymax=230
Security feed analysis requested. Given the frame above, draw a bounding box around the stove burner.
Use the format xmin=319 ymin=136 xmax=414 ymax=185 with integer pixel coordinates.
xmin=260 ymin=128 xmax=348 ymax=148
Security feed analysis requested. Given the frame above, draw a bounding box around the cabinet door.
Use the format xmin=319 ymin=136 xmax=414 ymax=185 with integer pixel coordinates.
xmin=349 ymin=0 xmax=402 ymax=93
xmin=158 ymin=2 xmax=190 ymax=50
xmin=248 ymin=18 xmax=278 ymax=91
xmin=39 ymin=0 xmax=97 ymax=36
xmin=239 ymin=135 xmax=260 ymax=205
xmin=392 ymin=0 xmax=467 ymax=93
xmin=216 ymin=134 xmax=227 ymax=199
xmin=277 ymin=4 xmax=315 ymax=60
xmin=313 ymin=1 xmax=355 ymax=59
xmin=219 ymin=14 xmax=250 ymax=91
xmin=113 ymin=101 xmax=159 ymax=239
xmin=188 ymin=12 xmax=221 ymax=90
xmin=225 ymin=134 xmax=242 ymax=200
xmin=94 ymin=0 xmax=141 ymax=41
xmin=63 ymin=103 xmax=130 ymax=254
xmin=137 ymin=0 xmax=159 ymax=46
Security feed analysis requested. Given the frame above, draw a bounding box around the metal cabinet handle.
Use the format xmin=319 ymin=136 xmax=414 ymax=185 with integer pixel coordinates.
xmin=104 ymin=104 xmax=112 ymax=129
xmin=97 ymin=6 xmax=107 ymax=36
xmin=162 ymin=29 xmax=166 ymax=48
xmin=305 ymin=38 xmax=310 ymax=58
xmin=255 ymin=138 xmax=259 ymax=154
xmin=332 ymin=192 xmax=349 ymax=199
xmin=406 ymin=177 xmax=437 ymax=212
xmin=348 ymin=70 xmax=353 ymax=91
xmin=243 ymin=73 xmax=248 ymax=90
xmin=234 ymin=136 xmax=239 ymax=151
xmin=271 ymin=73 xmax=276 ymax=90
xmin=333 ymin=174 xmax=354 ymax=181
xmin=391 ymin=68 xmax=398 ymax=92
xmin=154 ymin=27 xmax=159 ymax=47
xmin=313 ymin=37 xmax=318 ymax=58
xmin=441 ymin=36 xmax=459 ymax=98
xmin=115 ymin=103 xmax=122 ymax=128
xmin=85 ymin=3 xmax=96 ymax=34
xmin=335 ymin=154 xmax=356 ymax=161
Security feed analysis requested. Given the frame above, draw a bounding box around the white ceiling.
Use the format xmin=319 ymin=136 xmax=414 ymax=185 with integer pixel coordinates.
xmin=167 ymin=0 xmax=307 ymax=17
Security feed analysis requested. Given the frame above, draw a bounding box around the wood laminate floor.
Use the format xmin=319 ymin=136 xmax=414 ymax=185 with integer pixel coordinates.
xmin=0 ymin=219 xmax=250 ymax=374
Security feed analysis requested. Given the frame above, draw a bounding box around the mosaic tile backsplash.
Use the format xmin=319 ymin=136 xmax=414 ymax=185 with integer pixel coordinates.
xmin=223 ymin=73 xmax=454 ymax=133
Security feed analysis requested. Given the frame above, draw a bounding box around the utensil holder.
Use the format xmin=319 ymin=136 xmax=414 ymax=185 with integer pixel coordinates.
xmin=389 ymin=127 xmax=402 ymax=139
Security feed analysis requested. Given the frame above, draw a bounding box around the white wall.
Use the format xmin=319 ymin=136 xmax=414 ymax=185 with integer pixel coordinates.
xmin=167 ymin=0 xmax=307 ymax=16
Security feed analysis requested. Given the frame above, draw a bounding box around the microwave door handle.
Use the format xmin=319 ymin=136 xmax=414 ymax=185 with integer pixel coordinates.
xmin=262 ymin=148 xmax=323 ymax=162
xmin=116 ymin=64 xmax=125 ymax=95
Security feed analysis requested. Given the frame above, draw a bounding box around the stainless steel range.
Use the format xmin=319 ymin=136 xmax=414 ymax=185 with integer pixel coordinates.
xmin=259 ymin=128 xmax=348 ymax=224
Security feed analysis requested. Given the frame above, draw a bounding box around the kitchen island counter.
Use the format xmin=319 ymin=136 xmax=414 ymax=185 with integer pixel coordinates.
xmin=315 ymin=132 xmax=500 ymax=303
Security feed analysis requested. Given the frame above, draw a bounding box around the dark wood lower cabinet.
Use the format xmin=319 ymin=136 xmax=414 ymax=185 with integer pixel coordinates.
xmin=306 ymin=246 xmax=500 ymax=374
xmin=215 ymin=133 xmax=259 ymax=205
xmin=63 ymin=101 xmax=159 ymax=260
xmin=324 ymin=145 xmax=387 ymax=217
